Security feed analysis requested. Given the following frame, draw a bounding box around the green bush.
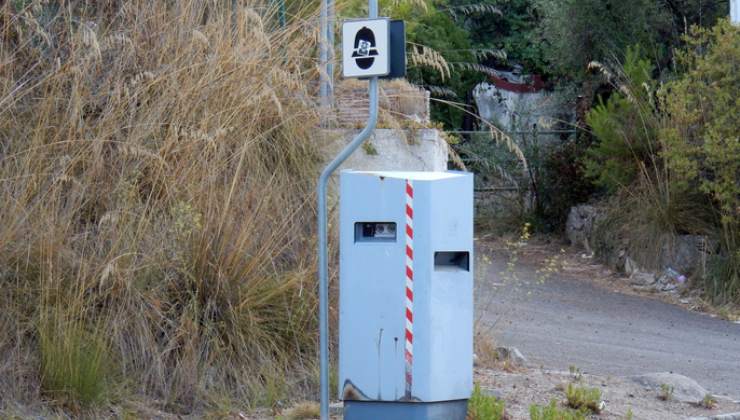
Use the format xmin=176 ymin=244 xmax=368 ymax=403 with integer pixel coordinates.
xmin=38 ymin=317 xmax=111 ymax=406
xmin=529 ymin=399 xmax=586 ymax=420
xmin=537 ymin=134 xmax=597 ymax=232
xmin=659 ymin=19 xmax=740 ymax=304
xmin=565 ymin=383 xmax=602 ymax=413
xmin=467 ymin=383 xmax=506 ymax=420
xmin=584 ymin=45 xmax=657 ymax=193
xmin=583 ymin=20 xmax=738 ymax=304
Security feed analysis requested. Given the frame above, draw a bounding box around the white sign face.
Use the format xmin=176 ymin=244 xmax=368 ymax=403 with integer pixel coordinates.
xmin=342 ymin=18 xmax=390 ymax=78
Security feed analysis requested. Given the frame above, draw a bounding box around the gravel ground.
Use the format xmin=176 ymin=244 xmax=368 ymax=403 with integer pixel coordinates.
xmin=475 ymin=366 xmax=740 ymax=420
xmin=471 ymin=237 xmax=740 ymax=419
xmin=476 ymin=239 xmax=740 ymax=400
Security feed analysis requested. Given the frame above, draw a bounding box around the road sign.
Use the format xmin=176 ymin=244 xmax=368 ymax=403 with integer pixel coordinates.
xmin=342 ymin=18 xmax=390 ymax=78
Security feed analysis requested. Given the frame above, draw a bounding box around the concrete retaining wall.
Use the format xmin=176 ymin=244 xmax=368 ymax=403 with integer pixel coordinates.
xmin=322 ymin=128 xmax=448 ymax=173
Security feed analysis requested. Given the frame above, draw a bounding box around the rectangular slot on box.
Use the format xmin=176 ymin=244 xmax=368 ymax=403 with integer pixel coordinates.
xmin=434 ymin=251 xmax=470 ymax=271
xmin=355 ymin=222 xmax=397 ymax=243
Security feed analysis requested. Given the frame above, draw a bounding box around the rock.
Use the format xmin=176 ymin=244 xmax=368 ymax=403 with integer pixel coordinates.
xmin=660 ymin=282 xmax=678 ymax=292
xmin=629 ymin=270 xmax=657 ymax=286
xmin=566 ymin=205 xmax=605 ymax=251
xmin=630 ymin=372 xmax=709 ymax=404
xmin=659 ymin=235 xmax=716 ymax=276
xmin=654 ymin=268 xmax=689 ymax=292
xmin=495 ymin=346 xmax=527 ymax=366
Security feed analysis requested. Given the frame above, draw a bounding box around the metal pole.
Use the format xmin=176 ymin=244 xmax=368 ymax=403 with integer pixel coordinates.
xmin=320 ymin=0 xmax=329 ymax=117
xmin=327 ymin=0 xmax=335 ymax=109
xmin=732 ymin=0 xmax=739 ymax=25
xmin=318 ymin=5 xmax=378 ymax=420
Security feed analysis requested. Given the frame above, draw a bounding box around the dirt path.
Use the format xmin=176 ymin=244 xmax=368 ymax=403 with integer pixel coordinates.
xmin=475 ymin=239 xmax=740 ymax=400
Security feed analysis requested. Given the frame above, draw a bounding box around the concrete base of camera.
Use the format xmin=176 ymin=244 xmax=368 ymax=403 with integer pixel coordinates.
xmin=343 ymin=399 xmax=468 ymax=420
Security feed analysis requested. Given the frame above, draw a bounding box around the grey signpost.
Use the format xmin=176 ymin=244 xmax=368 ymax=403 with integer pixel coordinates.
xmin=317 ymin=1 xmax=382 ymax=419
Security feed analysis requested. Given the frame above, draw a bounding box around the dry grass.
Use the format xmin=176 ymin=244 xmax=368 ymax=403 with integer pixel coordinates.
xmin=281 ymin=401 xmax=320 ymax=419
xmin=474 ymin=328 xmax=499 ymax=369
xmin=0 ymin=0 xmax=324 ymax=414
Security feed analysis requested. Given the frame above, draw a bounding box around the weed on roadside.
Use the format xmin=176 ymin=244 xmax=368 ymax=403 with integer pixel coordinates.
xmin=568 ymin=365 xmax=583 ymax=382
xmin=530 ymin=399 xmax=586 ymax=420
xmin=498 ymin=223 xmax=533 ymax=285
xmin=535 ymin=249 xmax=566 ymax=285
xmin=279 ymin=401 xmax=320 ymax=420
xmin=700 ymin=394 xmax=717 ymax=409
xmin=474 ymin=328 xmax=499 ymax=369
xmin=467 ymin=383 xmax=507 ymax=420
xmin=565 ymin=383 xmax=603 ymax=413
xmin=658 ymin=383 xmax=674 ymax=401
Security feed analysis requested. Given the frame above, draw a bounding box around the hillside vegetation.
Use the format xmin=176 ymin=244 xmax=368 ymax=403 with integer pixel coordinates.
xmin=0 ymin=0 xmax=321 ymax=413
xmin=374 ymin=0 xmax=738 ymax=305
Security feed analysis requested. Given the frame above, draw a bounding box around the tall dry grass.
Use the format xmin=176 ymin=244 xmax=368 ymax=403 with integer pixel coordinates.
xmin=0 ymin=0 xmax=322 ymax=413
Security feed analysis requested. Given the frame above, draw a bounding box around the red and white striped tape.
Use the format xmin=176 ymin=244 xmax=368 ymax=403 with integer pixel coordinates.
xmin=404 ymin=179 xmax=414 ymax=397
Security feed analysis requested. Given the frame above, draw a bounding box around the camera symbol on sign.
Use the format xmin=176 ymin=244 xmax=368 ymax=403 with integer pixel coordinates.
xmin=351 ymin=27 xmax=378 ymax=70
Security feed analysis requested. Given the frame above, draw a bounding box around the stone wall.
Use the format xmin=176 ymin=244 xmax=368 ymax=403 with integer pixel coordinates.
xmin=566 ymin=204 xmax=716 ymax=291
xmin=333 ymin=79 xmax=430 ymax=128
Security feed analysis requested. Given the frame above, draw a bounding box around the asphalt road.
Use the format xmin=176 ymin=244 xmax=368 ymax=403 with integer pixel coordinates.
xmin=476 ymin=246 xmax=740 ymax=399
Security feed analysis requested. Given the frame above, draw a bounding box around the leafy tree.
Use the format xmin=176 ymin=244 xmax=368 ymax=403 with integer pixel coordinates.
xmin=448 ymin=0 xmax=547 ymax=75
xmin=405 ymin=4 xmax=481 ymax=128
xmin=584 ymin=46 xmax=657 ymax=193
xmin=535 ymin=0 xmax=670 ymax=79
xmin=663 ymin=0 xmax=731 ymax=29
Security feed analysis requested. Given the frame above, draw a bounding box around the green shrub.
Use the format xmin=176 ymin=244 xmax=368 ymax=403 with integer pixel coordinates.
xmin=537 ymin=135 xmax=596 ymax=232
xmin=565 ymin=383 xmax=602 ymax=413
xmin=659 ymin=19 xmax=740 ymax=304
xmin=583 ymin=20 xmax=738 ymax=304
xmin=530 ymin=399 xmax=586 ymax=420
xmin=467 ymin=383 xmax=506 ymax=420
xmin=701 ymin=394 xmax=717 ymax=409
xmin=584 ymin=45 xmax=657 ymax=193
xmin=38 ymin=317 xmax=111 ymax=406
xmin=658 ymin=383 xmax=674 ymax=401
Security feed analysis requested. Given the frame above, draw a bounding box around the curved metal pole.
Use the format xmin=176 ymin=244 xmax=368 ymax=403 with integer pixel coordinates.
xmin=318 ymin=78 xmax=378 ymax=420
xmin=319 ymin=2 xmax=378 ymax=418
